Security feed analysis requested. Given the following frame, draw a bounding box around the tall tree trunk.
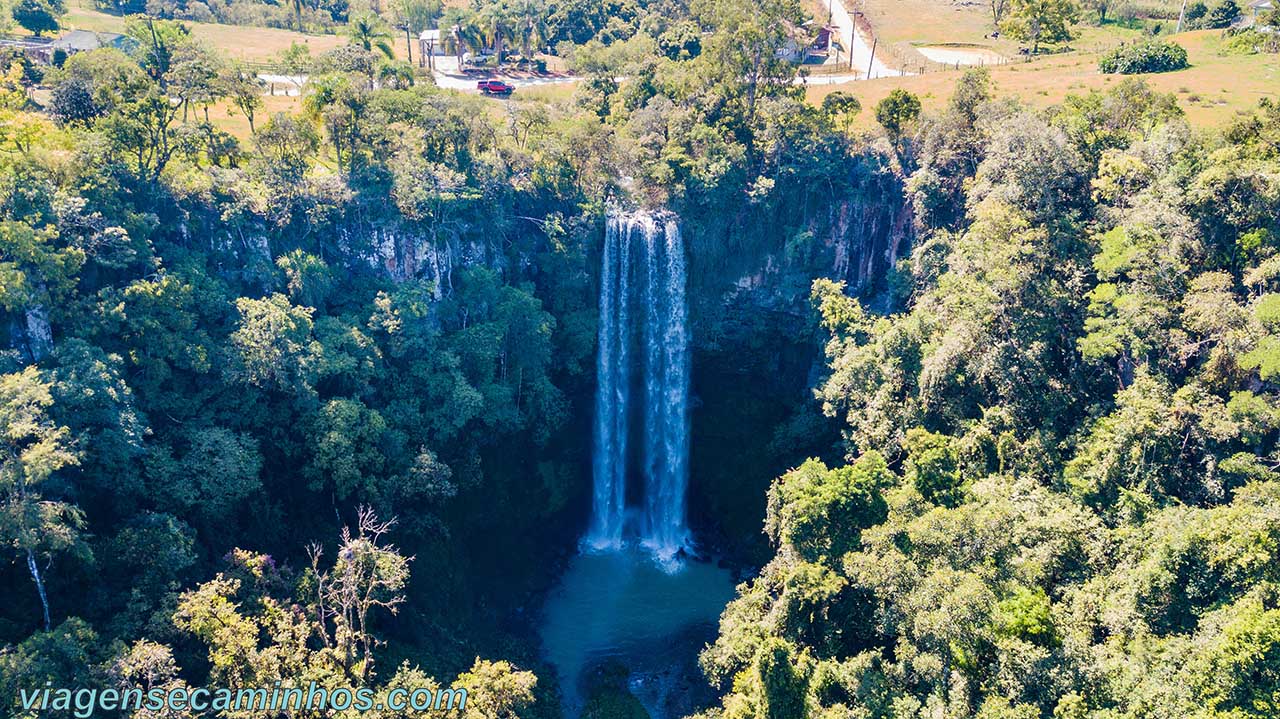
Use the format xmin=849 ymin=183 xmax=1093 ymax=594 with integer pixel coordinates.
xmin=27 ymin=549 xmax=50 ymax=631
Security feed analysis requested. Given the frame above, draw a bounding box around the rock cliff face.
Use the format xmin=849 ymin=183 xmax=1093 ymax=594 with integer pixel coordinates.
xmin=199 ymin=216 xmax=503 ymax=297
xmin=710 ymin=196 xmax=910 ymax=312
xmin=830 ymin=196 xmax=914 ymax=293
xmin=341 ymin=182 xmax=911 ymax=565
xmin=684 ymin=189 xmax=911 ymax=337
xmin=183 ymin=157 xmax=910 ymax=325
xmin=6 ymin=307 xmax=53 ymax=364
xmin=348 ymin=225 xmax=491 ymax=297
xmin=673 ymin=185 xmax=911 ymax=561
xmin=22 ymin=307 xmax=53 ymax=362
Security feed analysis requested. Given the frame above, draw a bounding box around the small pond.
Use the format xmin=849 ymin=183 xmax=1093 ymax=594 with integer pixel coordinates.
xmin=540 ymin=545 xmax=737 ymax=719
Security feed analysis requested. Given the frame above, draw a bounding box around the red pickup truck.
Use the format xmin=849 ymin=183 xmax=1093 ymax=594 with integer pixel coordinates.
xmin=477 ymin=80 xmax=515 ymax=96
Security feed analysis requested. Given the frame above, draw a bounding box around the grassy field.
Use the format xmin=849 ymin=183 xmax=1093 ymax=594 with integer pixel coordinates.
xmin=850 ymin=0 xmax=1186 ymax=71
xmin=807 ymin=29 xmax=1280 ymax=129
xmin=60 ymin=2 xmax=356 ymax=63
xmin=851 ymin=0 xmax=1011 ymax=68
xmin=205 ymin=93 xmax=304 ymax=138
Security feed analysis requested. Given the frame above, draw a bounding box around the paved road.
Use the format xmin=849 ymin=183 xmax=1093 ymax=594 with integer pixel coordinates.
xmin=803 ymin=72 xmax=867 ymax=85
xmin=430 ymin=55 xmax=579 ymax=92
xmin=828 ymin=0 xmax=901 ymax=79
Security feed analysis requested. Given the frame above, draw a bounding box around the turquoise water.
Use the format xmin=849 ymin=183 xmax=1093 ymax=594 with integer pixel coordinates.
xmin=540 ymin=546 xmax=737 ymax=717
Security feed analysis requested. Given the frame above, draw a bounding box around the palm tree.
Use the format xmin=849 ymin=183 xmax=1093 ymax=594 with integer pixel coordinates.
xmin=303 ymin=73 xmax=346 ymax=122
xmin=451 ymin=23 xmax=465 ymax=67
xmin=377 ymin=60 xmax=416 ymax=89
xmin=513 ymin=0 xmax=546 ymax=70
xmin=478 ymin=3 xmax=512 ymax=65
xmin=348 ymin=13 xmax=396 ymax=60
xmin=303 ymin=73 xmax=362 ymax=170
xmin=448 ymin=10 xmax=485 ymax=68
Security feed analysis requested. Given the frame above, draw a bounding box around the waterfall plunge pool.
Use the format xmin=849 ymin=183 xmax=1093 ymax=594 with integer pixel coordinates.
xmin=539 ymin=544 xmax=737 ymax=719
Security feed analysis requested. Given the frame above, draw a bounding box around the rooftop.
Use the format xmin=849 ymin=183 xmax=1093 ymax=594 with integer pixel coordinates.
xmin=51 ymin=30 xmax=127 ymax=52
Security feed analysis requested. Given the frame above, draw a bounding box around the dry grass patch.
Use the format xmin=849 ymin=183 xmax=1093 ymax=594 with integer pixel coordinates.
xmin=512 ymin=82 xmax=577 ymax=104
xmin=61 ymin=3 xmax=347 ymax=63
xmin=849 ymin=0 xmax=1010 ymax=68
xmin=207 ymin=93 xmax=305 ymax=140
xmin=807 ymin=30 xmax=1278 ymax=129
xmin=849 ymin=0 xmax=1165 ymax=71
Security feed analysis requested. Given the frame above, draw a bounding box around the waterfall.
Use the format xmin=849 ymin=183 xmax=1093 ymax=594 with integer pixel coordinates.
xmin=641 ymin=217 xmax=691 ymax=556
xmin=587 ymin=215 xmax=631 ymax=548
xmin=586 ymin=211 xmax=691 ymax=560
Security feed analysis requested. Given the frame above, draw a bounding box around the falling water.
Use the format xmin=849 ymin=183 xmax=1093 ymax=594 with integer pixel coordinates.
xmin=586 ymin=211 xmax=691 ymax=561
xmin=549 ymin=211 xmax=718 ymax=718
xmin=586 ymin=215 xmax=631 ymax=548
xmin=641 ymin=217 xmax=691 ymax=557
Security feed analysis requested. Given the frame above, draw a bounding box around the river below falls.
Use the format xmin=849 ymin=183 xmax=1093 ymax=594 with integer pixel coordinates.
xmin=539 ymin=545 xmax=738 ymax=719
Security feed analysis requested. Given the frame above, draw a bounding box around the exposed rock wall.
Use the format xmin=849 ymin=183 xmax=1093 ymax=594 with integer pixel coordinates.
xmin=829 ymin=196 xmax=913 ymax=293
xmin=350 ymin=224 xmax=502 ymax=296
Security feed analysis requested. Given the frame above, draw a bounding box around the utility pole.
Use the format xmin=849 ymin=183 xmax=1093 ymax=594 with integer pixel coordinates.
xmin=850 ymin=17 xmax=857 ymax=70
xmin=405 ymin=26 xmax=413 ymax=65
xmin=866 ymin=37 xmax=877 ymax=79
xmin=1176 ymin=0 xmax=1189 ymax=31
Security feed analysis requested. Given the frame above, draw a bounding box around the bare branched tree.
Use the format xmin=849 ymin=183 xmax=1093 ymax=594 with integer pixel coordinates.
xmin=309 ymin=507 xmax=411 ymax=683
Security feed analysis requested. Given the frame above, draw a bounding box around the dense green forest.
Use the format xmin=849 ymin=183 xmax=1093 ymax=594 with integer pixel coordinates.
xmin=699 ymin=79 xmax=1280 ymax=719
xmin=2 ymin=0 xmax=1279 ymax=716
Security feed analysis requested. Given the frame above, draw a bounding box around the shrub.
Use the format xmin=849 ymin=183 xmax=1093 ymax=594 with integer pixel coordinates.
xmin=821 ymin=91 xmax=862 ymax=131
xmin=874 ymin=88 xmax=922 ymax=137
xmin=1133 ymin=1 xmax=1180 ymax=20
xmin=1099 ymin=39 xmax=1189 ymax=73
xmin=1113 ymin=2 xmax=1140 ymax=26
xmin=49 ymin=76 xmax=101 ymax=126
xmin=1184 ymin=0 xmax=1209 ymax=26
xmin=1205 ymin=0 xmax=1241 ymax=28
xmin=12 ymin=0 xmax=61 ymax=36
xmin=1223 ymin=28 xmax=1280 ymax=55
